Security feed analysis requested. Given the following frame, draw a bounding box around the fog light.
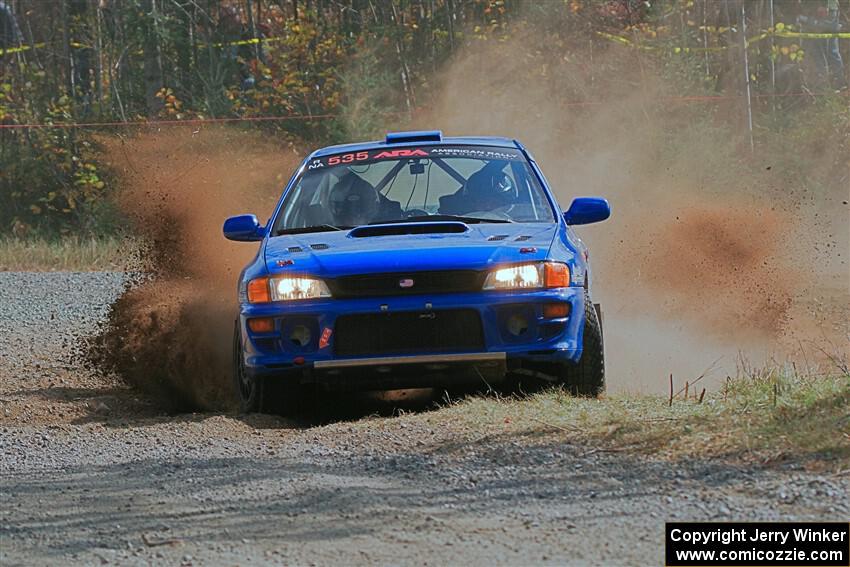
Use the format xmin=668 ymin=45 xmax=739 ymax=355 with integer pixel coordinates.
xmin=506 ymin=313 xmax=529 ymax=337
xmin=248 ymin=317 xmax=275 ymax=333
xmin=543 ymin=303 xmax=570 ymax=318
xmin=290 ymin=324 xmax=312 ymax=347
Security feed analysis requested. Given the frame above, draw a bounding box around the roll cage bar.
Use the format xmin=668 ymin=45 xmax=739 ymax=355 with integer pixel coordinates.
xmin=373 ymin=156 xmax=468 ymax=194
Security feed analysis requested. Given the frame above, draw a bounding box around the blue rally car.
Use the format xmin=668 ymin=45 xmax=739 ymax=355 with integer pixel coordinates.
xmin=224 ymin=131 xmax=610 ymax=413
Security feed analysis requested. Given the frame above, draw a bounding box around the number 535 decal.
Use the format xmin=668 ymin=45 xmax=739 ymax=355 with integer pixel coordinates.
xmin=327 ymin=151 xmax=369 ymax=165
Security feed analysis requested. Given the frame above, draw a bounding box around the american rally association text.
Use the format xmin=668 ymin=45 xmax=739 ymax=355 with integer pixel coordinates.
xmin=669 ymin=527 xmax=848 ymax=547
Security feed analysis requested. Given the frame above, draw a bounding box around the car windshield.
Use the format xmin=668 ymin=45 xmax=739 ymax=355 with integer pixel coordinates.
xmin=272 ymin=145 xmax=556 ymax=235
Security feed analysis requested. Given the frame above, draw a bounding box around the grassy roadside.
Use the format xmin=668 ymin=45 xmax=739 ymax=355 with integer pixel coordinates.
xmin=438 ymin=369 xmax=850 ymax=469
xmin=0 ymin=237 xmax=132 ymax=272
xmin=2 ymin=234 xmax=847 ymax=470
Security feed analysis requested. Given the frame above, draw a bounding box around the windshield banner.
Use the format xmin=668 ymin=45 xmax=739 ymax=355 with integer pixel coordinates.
xmin=306 ymin=145 xmax=525 ymax=171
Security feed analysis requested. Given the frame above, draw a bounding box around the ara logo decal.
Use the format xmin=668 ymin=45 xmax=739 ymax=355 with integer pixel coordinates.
xmin=308 ymin=159 xmax=324 ymax=170
xmin=319 ymin=327 xmax=333 ymax=349
xmin=373 ymin=149 xmax=429 ymax=159
xmin=398 ymin=278 xmax=415 ymax=288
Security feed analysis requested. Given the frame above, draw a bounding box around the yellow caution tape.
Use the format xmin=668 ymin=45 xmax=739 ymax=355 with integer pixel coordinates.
xmin=0 ymin=42 xmax=45 ymax=55
xmin=0 ymin=41 xmax=92 ymax=55
xmin=698 ymin=26 xmax=734 ymax=34
xmin=598 ymin=28 xmax=850 ymax=54
xmin=595 ymin=31 xmax=728 ymax=52
xmin=1 ymin=35 xmax=287 ymax=57
xmin=210 ymin=36 xmax=286 ymax=48
xmin=773 ymin=30 xmax=850 ymax=39
xmin=5 ymin=28 xmax=848 ymax=58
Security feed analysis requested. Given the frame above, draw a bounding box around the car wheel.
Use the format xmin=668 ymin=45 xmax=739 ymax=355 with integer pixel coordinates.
xmin=561 ymin=294 xmax=605 ymax=397
xmin=233 ymin=320 xmax=263 ymax=413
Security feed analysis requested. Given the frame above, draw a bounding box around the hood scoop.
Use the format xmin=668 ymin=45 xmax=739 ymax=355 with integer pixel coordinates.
xmin=349 ymin=221 xmax=469 ymax=238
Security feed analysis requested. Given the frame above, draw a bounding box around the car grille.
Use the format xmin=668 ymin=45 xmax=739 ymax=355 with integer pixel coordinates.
xmin=326 ymin=270 xmax=485 ymax=299
xmin=334 ymin=309 xmax=484 ymax=356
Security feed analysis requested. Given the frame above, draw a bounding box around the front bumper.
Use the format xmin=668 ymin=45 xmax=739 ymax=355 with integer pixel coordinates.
xmin=239 ymin=288 xmax=586 ymax=383
xmin=313 ymin=351 xmax=506 ymax=370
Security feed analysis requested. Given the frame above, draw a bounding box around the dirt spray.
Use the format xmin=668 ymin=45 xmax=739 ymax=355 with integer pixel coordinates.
xmin=89 ymin=127 xmax=300 ymax=410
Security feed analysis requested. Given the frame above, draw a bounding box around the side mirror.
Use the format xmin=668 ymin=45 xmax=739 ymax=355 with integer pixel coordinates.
xmin=223 ymin=214 xmax=266 ymax=242
xmin=563 ymin=197 xmax=611 ymax=226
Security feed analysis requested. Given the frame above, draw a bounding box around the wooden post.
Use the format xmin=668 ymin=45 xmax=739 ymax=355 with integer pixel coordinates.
xmin=669 ymin=373 xmax=674 ymax=407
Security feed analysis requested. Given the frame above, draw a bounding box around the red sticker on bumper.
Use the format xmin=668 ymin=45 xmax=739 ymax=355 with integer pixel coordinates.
xmin=319 ymin=327 xmax=333 ymax=349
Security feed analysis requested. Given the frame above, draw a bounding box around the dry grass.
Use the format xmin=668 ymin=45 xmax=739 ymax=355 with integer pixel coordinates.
xmin=0 ymin=237 xmax=135 ymax=272
xmin=441 ymin=367 xmax=850 ymax=469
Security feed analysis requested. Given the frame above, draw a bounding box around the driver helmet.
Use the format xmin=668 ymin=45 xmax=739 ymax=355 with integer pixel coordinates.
xmin=328 ymin=172 xmax=380 ymax=226
xmin=463 ymin=161 xmax=516 ymax=211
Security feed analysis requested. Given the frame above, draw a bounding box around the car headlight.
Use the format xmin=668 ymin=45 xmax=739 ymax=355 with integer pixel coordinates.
xmin=247 ymin=275 xmax=331 ymax=303
xmin=483 ymin=262 xmax=569 ymax=290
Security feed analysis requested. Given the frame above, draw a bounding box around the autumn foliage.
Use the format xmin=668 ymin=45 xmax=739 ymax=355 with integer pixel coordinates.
xmin=0 ymin=0 xmax=847 ymax=236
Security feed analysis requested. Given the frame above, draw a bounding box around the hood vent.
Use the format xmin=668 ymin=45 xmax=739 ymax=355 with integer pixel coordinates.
xmin=288 ymin=246 xmax=304 ymax=253
xmin=487 ymin=235 xmax=508 ymax=241
xmin=514 ymin=235 xmax=532 ymax=242
xmin=310 ymin=243 xmax=329 ymax=250
xmin=349 ymin=222 xmax=468 ymax=238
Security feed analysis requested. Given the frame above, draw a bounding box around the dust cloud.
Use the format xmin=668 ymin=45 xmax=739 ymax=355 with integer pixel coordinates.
xmin=90 ymin=34 xmax=848 ymax=405
xmin=411 ymin=37 xmax=849 ymax=393
xmin=89 ymin=127 xmax=299 ymax=410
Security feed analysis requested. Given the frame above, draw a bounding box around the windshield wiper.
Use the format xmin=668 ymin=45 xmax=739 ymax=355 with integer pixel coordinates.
xmin=372 ymin=214 xmax=513 ymax=225
xmin=275 ymin=224 xmax=350 ymax=236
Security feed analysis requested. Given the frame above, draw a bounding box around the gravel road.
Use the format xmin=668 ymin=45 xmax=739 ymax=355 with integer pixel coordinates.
xmin=1 ymin=272 xmax=847 ymax=566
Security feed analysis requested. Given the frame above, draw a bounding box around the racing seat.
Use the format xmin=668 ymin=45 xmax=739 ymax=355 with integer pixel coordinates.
xmin=438 ymin=160 xmax=515 ymax=215
xmin=438 ymin=189 xmax=467 ymax=215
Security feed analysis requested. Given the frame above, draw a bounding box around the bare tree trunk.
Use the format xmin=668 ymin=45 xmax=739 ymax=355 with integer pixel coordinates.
xmin=390 ymin=2 xmax=413 ymax=113
xmin=702 ymin=0 xmax=710 ymax=78
xmin=141 ymin=0 xmax=163 ymax=116
xmin=429 ymin=0 xmax=436 ymax=72
xmin=60 ymin=0 xmax=75 ymax=97
xmin=740 ymin=0 xmax=754 ymax=152
xmin=190 ymin=1 xmax=199 ymax=80
xmin=245 ymin=0 xmax=260 ymax=60
xmin=768 ymin=0 xmax=776 ymax=113
xmin=446 ymin=0 xmax=455 ymax=52
xmin=94 ymin=0 xmax=104 ymax=113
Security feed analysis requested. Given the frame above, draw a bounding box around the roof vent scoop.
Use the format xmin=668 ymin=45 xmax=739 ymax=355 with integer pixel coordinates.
xmin=385 ymin=130 xmax=442 ymax=144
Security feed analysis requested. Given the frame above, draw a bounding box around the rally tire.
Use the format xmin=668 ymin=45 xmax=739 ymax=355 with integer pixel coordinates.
xmin=233 ymin=320 xmax=263 ymax=413
xmin=232 ymin=320 xmax=308 ymax=415
xmin=561 ymin=294 xmax=605 ymax=397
